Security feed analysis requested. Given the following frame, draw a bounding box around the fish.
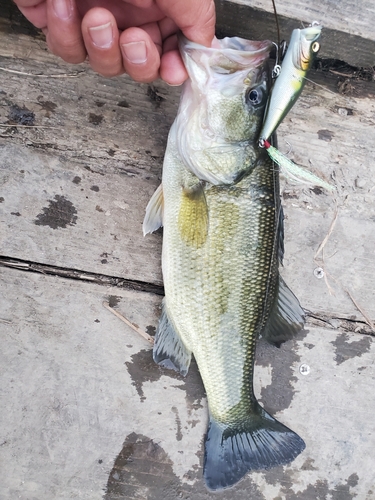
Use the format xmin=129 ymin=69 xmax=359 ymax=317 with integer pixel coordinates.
xmin=143 ymin=35 xmax=306 ymax=491
xmin=260 ymin=23 xmax=322 ymax=142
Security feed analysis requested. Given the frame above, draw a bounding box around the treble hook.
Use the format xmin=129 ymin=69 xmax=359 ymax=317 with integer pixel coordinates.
xmin=272 ymin=42 xmax=281 ymax=78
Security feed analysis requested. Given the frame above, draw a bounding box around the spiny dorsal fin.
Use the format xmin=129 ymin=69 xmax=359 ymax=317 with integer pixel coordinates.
xmin=143 ymin=184 xmax=164 ymax=236
xmin=178 ymin=183 xmax=208 ymax=248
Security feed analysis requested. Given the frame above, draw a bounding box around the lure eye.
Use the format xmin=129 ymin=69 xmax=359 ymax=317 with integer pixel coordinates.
xmin=312 ymin=41 xmax=320 ymax=53
xmin=247 ymin=88 xmax=263 ymax=105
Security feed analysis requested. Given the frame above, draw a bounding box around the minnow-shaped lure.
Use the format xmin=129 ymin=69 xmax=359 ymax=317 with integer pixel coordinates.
xmin=259 ymin=23 xmax=322 ymax=142
xmin=259 ymin=24 xmax=331 ymax=191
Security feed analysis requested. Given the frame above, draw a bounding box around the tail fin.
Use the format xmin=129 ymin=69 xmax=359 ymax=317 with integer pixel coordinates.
xmin=204 ymin=402 xmax=305 ymax=491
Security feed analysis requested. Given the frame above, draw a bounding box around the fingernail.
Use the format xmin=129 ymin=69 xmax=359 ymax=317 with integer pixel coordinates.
xmin=52 ymin=0 xmax=72 ymax=20
xmin=88 ymin=22 xmax=114 ymax=49
xmin=121 ymin=41 xmax=147 ymax=64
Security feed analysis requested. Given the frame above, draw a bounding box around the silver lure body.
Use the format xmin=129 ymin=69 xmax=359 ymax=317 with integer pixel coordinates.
xmin=260 ymin=23 xmax=322 ymax=142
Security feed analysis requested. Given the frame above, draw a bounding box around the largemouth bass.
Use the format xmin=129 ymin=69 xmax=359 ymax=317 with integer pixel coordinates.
xmin=144 ymin=35 xmax=305 ymax=491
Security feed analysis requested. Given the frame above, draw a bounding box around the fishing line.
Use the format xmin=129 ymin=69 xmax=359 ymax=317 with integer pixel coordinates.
xmin=271 ymin=0 xmax=281 ymax=65
xmin=303 ymin=76 xmax=353 ymax=106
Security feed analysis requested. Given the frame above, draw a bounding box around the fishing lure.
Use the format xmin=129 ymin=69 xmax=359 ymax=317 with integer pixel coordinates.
xmin=258 ymin=22 xmax=331 ymax=190
xmin=262 ymin=139 xmax=334 ymax=191
xmin=259 ymin=22 xmax=322 ymax=142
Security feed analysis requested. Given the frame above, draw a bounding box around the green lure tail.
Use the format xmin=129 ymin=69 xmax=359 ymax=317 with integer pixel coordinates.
xmin=263 ymin=140 xmax=335 ymax=192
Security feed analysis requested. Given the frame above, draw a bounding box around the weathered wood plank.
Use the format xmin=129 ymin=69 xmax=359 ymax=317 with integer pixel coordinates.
xmin=0 ymin=16 xmax=179 ymax=287
xmin=1 ymin=57 xmax=375 ymax=319
xmin=1 ymin=267 xmax=374 ymax=499
xmin=235 ymin=0 xmax=375 ymax=41
xmin=276 ymin=79 xmax=375 ymax=321
xmin=0 ymin=141 xmax=164 ymax=285
xmin=215 ymin=0 xmax=375 ymax=68
xmin=1 ymin=4 xmax=375 ymax=319
xmin=2 ymin=0 xmax=375 ymax=67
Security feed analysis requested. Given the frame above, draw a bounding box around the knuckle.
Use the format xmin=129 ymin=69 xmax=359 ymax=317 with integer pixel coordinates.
xmin=96 ymin=68 xmax=123 ymax=78
xmin=62 ymin=52 xmax=87 ymax=64
xmin=52 ymin=37 xmax=87 ymax=64
xmin=126 ymin=70 xmax=158 ymax=84
xmin=89 ymin=58 xmax=124 ymax=78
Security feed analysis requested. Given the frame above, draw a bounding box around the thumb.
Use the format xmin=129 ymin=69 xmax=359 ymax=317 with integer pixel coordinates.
xmin=158 ymin=0 xmax=216 ymax=47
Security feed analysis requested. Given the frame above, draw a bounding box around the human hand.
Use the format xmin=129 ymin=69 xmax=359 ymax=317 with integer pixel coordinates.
xmin=13 ymin=0 xmax=216 ymax=84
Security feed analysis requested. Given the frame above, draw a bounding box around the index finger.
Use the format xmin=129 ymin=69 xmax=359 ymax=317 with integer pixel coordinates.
xmin=156 ymin=0 xmax=215 ymax=47
xmin=15 ymin=0 xmax=48 ymax=29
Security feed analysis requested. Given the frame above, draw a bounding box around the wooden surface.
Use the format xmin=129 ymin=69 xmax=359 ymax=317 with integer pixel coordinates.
xmin=215 ymin=0 xmax=375 ymax=68
xmin=1 ymin=20 xmax=375 ymax=319
xmin=1 ymin=3 xmax=375 ymax=499
xmin=230 ymin=0 xmax=375 ymax=40
xmin=1 ymin=268 xmax=375 ymax=500
xmin=1 ymin=0 xmax=375 ymax=66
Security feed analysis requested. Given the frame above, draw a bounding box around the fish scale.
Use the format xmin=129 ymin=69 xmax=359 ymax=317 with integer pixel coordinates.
xmin=144 ymin=35 xmax=306 ymax=491
xmin=196 ymin=163 xmax=278 ymax=422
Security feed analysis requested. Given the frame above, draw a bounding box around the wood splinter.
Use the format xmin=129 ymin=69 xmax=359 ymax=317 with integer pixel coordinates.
xmin=102 ymin=301 xmax=154 ymax=345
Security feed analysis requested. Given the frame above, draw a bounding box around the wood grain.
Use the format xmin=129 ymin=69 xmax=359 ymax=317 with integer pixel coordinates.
xmin=1 ymin=267 xmax=374 ymax=499
xmin=1 ymin=5 xmax=375 ymax=497
xmin=215 ymin=0 xmax=375 ymax=68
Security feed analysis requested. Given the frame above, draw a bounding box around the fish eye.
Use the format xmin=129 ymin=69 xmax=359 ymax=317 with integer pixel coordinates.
xmin=246 ymin=88 xmax=263 ymax=105
xmin=312 ymin=41 xmax=320 ymax=53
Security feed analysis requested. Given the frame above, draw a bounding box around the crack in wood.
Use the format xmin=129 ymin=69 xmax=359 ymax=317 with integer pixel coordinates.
xmin=1 ymin=256 xmax=373 ymax=337
xmin=0 ymin=256 xmax=164 ymax=296
xmin=305 ymin=311 xmax=374 ymax=337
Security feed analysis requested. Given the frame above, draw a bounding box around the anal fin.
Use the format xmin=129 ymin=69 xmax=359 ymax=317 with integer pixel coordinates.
xmin=262 ymin=276 xmax=305 ymax=346
xmin=153 ymin=300 xmax=191 ymax=377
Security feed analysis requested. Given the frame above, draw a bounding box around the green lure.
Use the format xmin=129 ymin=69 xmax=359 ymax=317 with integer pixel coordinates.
xmin=263 ymin=140 xmax=335 ymax=192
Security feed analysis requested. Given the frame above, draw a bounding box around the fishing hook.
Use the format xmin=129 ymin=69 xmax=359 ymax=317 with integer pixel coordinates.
xmin=272 ymin=42 xmax=281 ymax=78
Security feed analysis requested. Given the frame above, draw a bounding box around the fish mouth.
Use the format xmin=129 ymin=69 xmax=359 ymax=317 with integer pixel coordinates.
xmin=179 ymin=35 xmax=273 ymax=74
xmin=175 ymin=34 xmax=271 ymax=185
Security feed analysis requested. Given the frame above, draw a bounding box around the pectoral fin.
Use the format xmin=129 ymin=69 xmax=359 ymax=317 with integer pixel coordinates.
xmin=153 ymin=300 xmax=192 ymax=377
xmin=143 ymin=184 xmax=164 ymax=236
xmin=178 ymin=183 xmax=208 ymax=248
xmin=262 ymin=276 xmax=305 ymax=346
